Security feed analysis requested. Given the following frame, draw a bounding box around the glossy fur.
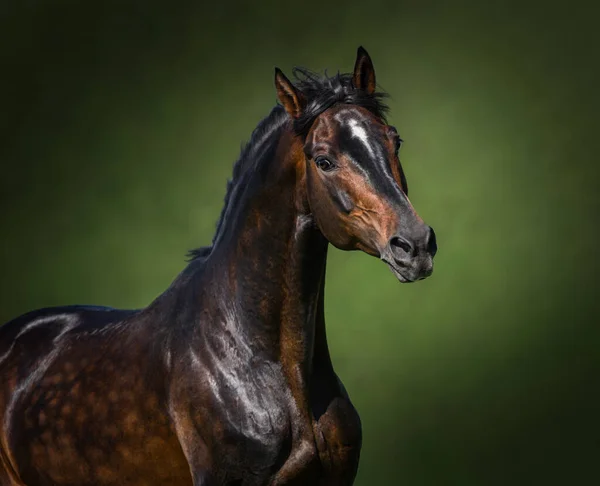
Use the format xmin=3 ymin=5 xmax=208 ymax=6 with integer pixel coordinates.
xmin=0 ymin=47 xmax=436 ymax=486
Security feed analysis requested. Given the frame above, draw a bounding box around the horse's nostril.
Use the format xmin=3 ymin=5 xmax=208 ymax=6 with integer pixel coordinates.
xmin=390 ymin=236 xmax=414 ymax=257
xmin=427 ymin=227 xmax=438 ymax=257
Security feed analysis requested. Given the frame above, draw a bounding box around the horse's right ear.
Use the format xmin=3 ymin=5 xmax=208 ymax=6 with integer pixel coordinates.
xmin=275 ymin=68 xmax=305 ymax=119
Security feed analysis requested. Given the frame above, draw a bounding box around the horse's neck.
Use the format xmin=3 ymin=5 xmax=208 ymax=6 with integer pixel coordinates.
xmin=204 ymin=126 xmax=328 ymax=370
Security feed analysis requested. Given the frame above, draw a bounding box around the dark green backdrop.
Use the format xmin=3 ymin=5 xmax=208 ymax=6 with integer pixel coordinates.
xmin=1 ymin=1 xmax=599 ymax=484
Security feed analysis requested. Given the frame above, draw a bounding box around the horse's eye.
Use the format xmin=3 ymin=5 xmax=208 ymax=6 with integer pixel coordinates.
xmin=315 ymin=157 xmax=336 ymax=172
xmin=395 ymin=137 xmax=403 ymax=153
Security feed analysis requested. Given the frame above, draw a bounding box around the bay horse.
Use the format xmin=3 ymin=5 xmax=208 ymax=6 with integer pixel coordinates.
xmin=0 ymin=47 xmax=437 ymax=486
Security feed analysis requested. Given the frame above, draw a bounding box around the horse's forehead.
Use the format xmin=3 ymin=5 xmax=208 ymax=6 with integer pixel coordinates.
xmin=312 ymin=106 xmax=386 ymax=145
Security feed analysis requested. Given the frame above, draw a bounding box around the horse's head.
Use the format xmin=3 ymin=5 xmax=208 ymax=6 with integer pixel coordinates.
xmin=275 ymin=47 xmax=437 ymax=283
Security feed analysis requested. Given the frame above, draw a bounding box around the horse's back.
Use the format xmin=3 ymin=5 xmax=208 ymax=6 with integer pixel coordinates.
xmin=0 ymin=305 xmax=137 ymax=390
xmin=0 ymin=305 xmax=191 ymax=486
xmin=0 ymin=305 xmax=137 ymax=434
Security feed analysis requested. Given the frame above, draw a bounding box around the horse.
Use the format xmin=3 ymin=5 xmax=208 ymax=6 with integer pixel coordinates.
xmin=0 ymin=47 xmax=437 ymax=486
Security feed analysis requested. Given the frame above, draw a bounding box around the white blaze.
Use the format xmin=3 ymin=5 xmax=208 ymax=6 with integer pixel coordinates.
xmin=348 ymin=118 xmax=374 ymax=157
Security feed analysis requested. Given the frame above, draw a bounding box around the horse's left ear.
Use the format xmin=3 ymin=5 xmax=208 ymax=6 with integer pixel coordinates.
xmin=353 ymin=46 xmax=376 ymax=94
xmin=275 ymin=68 xmax=305 ymax=119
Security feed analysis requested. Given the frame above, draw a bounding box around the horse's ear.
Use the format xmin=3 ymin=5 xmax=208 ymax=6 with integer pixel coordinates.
xmin=353 ymin=46 xmax=376 ymax=95
xmin=275 ymin=68 xmax=305 ymax=119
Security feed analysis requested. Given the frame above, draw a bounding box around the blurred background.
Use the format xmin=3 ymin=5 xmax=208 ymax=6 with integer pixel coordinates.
xmin=1 ymin=0 xmax=598 ymax=484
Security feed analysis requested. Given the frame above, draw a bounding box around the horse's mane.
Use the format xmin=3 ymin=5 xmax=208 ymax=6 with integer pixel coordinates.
xmin=187 ymin=67 xmax=389 ymax=261
xmin=186 ymin=106 xmax=288 ymax=261
xmin=291 ymin=67 xmax=389 ymax=136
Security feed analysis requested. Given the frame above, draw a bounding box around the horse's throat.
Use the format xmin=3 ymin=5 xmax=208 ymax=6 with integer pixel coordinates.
xmin=278 ymin=214 xmax=328 ymax=366
xmin=227 ymin=209 xmax=327 ymax=361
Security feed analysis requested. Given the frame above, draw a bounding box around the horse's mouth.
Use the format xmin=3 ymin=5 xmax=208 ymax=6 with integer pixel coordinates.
xmin=386 ymin=262 xmax=413 ymax=283
xmin=383 ymin=258 xmax=433 ymax=284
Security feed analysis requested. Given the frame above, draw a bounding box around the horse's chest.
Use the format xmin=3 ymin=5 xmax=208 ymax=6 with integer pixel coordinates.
xmin=198 ymin=360 xmax=293 ymax=475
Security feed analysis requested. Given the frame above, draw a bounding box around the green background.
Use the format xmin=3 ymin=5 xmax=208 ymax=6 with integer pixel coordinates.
xmin=1 ymin=1 xmax=599 ymax=484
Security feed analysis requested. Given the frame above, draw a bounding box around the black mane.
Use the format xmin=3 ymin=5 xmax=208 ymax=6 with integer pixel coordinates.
xmin=187 ymin=67 xmax=389 ymax=261
xmin=291 ymin=67 xmax=389 ymax=136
